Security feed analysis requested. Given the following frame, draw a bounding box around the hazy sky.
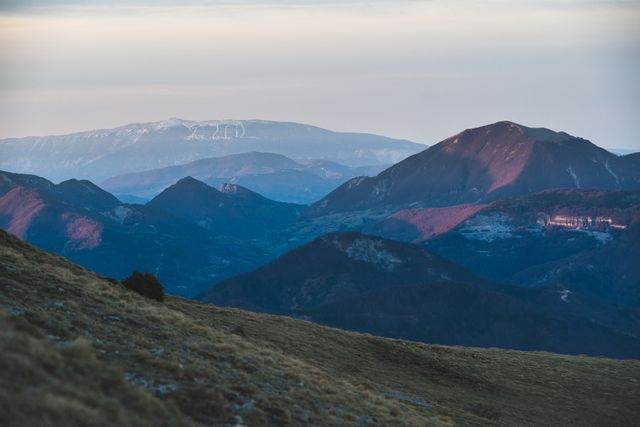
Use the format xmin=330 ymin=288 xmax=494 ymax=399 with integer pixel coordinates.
xmin=0 ymin=0 xmax=639 ymax=149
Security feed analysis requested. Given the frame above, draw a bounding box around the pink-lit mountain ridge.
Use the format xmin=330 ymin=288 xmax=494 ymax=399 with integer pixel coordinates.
xmin=304 ymin=121 xmax=640 ymax=217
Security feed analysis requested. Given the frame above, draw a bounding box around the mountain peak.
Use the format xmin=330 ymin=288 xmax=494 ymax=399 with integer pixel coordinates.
xmin=55 ymin=178 xmax=120 ymax=211
xmin=445 ymin=120 xmax=572 ymax=148
xmin=458 ymin=121 xmax=578 ymax=145
xmin=304 ymin=121 xmax=640 ymax=217
xmin=465 ymin=120 xmax=586 ymax=142
xmin=440 ymin=121 xmax=530 ymax=153
xmin=148 ymin=177 xmax=224 ymax=210
xmin=474 ymin=120 xmax=524 ymax=131
xmin=171 ymin=176 xmax=215 ymax=191
xmin=147 ymin=175 xmax=304 ymax=236
xmin=175 ymin=175 xmax=206 ymax=185
xmin=57 ymin=178 xmax=109 ymax=193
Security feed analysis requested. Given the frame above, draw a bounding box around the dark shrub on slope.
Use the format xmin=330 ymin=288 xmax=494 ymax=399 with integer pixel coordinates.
xmin=122 ymin=271 xmax=164 ymax=302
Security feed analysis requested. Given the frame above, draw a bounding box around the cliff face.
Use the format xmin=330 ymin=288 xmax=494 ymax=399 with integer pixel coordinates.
xmin=538 ymin=214 xmax=628 ymax=230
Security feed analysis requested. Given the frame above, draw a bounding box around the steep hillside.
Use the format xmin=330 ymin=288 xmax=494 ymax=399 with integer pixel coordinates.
xmin=305 ymin=121 xmax=640 ymax=218
xmin=202 ymin=232 xmax=484 ymax=313
xmin=0 ymin=171 xmax=121 ymax=247
xmin=307 ymin=283 xmax=640 ymax=356
xmin=512 ymin=222 xmax=640 ymax=307
xmin=0 ymin=119 xmax=422 ymax=182
xmin=1 ymin=230 xmax=639 ymax=426
xmin=369 ymin=203 xmax=489 ymax=242
xmin=202 ymin=232 xmax=640 ymax=358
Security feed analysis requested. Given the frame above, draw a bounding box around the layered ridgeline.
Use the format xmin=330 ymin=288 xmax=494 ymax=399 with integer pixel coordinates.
xmin=202 ymin=232 xmax=640 ymax=359
xmin=100 ymin=152 xmax=388 ymax=204
xmin=0 ymin=119 xmax=422 ymax=182
xmin=304 ymin=121 xmax=640 ymax=218
xmin=0 ymin=170 xmax=302 ymax=297
xmin=2 ymin=230 xmax=640 ymax=427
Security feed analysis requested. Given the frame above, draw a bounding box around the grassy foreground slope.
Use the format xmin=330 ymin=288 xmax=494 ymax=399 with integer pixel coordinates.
xmin=0 ymin=230 xmax=638 ymax=426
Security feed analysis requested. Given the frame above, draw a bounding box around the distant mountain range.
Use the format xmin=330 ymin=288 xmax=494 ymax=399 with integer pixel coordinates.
xmin=203 ymin=232 xmax=640 ymax=358
xmin=304 ymin=121 xmax=640 ymax=218
xmin=0 ymin=119 xmax=422 ymax=182
xmin=101 ymin=152 xmax=388 ymax=204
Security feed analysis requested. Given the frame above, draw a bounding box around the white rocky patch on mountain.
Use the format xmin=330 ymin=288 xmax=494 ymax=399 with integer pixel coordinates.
xmin=459 ymin=213 xmax=515 ymax=242
xmin=108 ymin=206 xmax=133 ymax=224
xmin=344 ymin=239 xmax=402 ymax=272
xmin=327 ymin=236 xmax=402 ymax=272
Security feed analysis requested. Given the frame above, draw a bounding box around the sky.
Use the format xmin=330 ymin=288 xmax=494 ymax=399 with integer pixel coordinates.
xmin=0 ymin=0 xmax=639 ymax=149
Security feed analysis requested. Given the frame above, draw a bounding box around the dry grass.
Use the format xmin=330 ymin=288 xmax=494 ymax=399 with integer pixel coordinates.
xmin=1 ymin=230 xmax=639 ymax=426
